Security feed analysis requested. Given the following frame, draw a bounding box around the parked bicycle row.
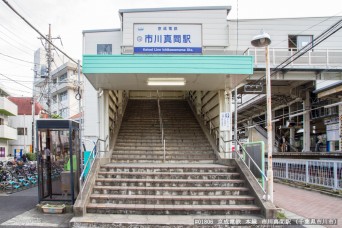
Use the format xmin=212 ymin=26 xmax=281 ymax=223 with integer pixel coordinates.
xmin=0 ymin=159 xmax=38 ymax=193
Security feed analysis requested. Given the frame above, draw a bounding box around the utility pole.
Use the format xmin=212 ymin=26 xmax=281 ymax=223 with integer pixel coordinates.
xmin=39 ymin=24 xmax=60 ymax=117
xmin=47 ymin=24 xmax=52 ymax=117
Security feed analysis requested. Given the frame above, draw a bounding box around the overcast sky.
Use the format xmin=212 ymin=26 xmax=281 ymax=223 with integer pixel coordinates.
xmin=0 ymin=0 xmax=341 ymax=97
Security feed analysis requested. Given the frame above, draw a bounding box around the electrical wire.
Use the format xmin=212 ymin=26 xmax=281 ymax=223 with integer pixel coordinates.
xmin=0 ymin=52 xmax=35 ymax=64
xmin=2 ymin=0 xmax=80 ymax=66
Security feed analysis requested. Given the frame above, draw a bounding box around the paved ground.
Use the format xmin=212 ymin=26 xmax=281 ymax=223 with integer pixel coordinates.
xmin=274 ymin=182 xmax=341 ymax=227
xmin=0 ymin=182 xmax=340 ymax=227
xmin=0 ymin=187 xmax=73 ymax=228
xmin=0 ymin=187 xmax=38 ymax=224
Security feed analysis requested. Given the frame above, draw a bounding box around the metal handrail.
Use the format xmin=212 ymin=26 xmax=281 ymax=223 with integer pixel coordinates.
xmin=157 ymin=91 xmax=166 ymax=162
xmin=226 ymin=139 xmax=267 ymax=193
xmin=79 ymin=136 xmax=108 ymax=188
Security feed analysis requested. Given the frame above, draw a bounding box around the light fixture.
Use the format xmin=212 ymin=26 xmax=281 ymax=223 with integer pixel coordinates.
xmin=324 ymin=101 xmax=342 ymax=109
xmin=147 ymin=78 xmax=186 ymax=86
xmin=297 ymin=128 xmax=304 ymax=133
xmin=251 ymin=31 xmax=271 ymax=47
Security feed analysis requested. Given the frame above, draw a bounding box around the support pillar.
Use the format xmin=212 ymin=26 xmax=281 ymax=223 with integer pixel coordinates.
xmin=118 ymin=90 xmax=123 ymax=115
xmin=339 ymin=104 xmax=342 ymax=151
xmin=196 ymin=91 xmax=202 ymax=115
xmin=303 ymin=91 xmax=311 ymax=152
xmin=289 ymin=106 xmax=295 ymax=150
xmin=272 ymin=111 xmax=276 ymax=153
xmin=219 ymin=90 xmax=232 ymax=158
xmin=98 ymin=89 xmax=109 ymax=156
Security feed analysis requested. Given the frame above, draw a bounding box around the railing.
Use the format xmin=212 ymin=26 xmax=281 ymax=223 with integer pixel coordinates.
xmin=270 ymin=159 xmax=342 ymax=190
xmin=79 ymin=136 xmax=108 ymax=189
xmin=245 ymin=48 xmax=342 ymax=68
xmin=157 ymin=91 xmax=166 ymax=162
xmin=232 ymin=139 xmax=268 ymax=194
xmin=187 ymin=93 xmax=269 ymax=198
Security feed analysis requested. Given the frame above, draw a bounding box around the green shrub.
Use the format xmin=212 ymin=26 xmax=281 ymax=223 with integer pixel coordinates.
xmin=26 ymin=152 xmax=37 ymax=161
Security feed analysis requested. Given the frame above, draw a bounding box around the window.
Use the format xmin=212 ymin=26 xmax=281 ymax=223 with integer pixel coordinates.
xmin=17 ymin=128 xmax=27 ymax=135
xmin=97 ymin=44 xmax=112 ymax=55
xmin=59 ymin=73 xmax=67 ymax=82
xmin=59 ymin=91 xmax=68 ymax=102
xmin=288 ymin=35 xmax=313 ymax=51
xmin=53 ymin=78 xmax=57 ymax=84
xmin=53 ymin=95 xmax=57 ymax=104
xmin=0 ymin=147 xmax=5 ymax=157
xmin=0 ymin=118 xmax=3 ymax=125
xmin=59 ymin=108 xmax=69 ymax=118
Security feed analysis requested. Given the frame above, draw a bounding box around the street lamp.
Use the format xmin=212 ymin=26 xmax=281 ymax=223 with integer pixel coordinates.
xmin=251 ymin=31 xmax=273 ymax=202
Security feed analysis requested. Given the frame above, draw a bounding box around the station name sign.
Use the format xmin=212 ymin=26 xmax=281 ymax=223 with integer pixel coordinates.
xmin=133 ymin=24 xmax=202 ymax=54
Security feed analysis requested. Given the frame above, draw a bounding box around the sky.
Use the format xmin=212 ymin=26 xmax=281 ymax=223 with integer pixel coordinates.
xmin=0 ymin=0 xmax=341 ymax=97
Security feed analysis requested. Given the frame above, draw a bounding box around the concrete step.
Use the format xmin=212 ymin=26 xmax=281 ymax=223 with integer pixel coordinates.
xmin=95 ymin=178 xmax=244 ymax=188
xmin=70 ymin=214 xmax=264 ymax=227
xmin=111 ymin=154 xmax=216 ymax=161
xmin=115 ymin=142 xmax=212 ymax=147
xmin=100 ymin=164 xmax=236 ymax=173
xmin=115 ymin=139 xmax=211 ymax=143
xmin=89 ymin=194 xmax=255 ymax=205
xmin=113 ymin=146 xmax=213 ymax=150
xmin=110 ymin=159 xmax=216 ymax=164
xmin=86 ymin=203 xmax=261 ymax=215
xmin=97 ymin=171 xmax=240 ymax=179
xmin=92 ymin=185 xmax=250 ymax=196
xmin=111 ymin=151 xmax=214 ymax=155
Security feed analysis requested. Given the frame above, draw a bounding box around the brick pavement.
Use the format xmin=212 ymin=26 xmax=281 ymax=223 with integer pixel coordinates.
xmin=274 ymin=182 xmax=342 ymax=225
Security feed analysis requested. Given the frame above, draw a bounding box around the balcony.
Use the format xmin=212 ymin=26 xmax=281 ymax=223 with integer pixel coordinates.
xmin=0 ymin=125 xmax=17 ymax=140
xmin=0 ymin=97 xmax=17 ymax=116
xmin=244 ymin=48 xmax=342 ymax=71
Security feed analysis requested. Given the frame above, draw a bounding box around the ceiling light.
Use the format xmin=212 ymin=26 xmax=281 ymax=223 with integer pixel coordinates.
xmin=147 ymin=78 xmax=186 ymax=86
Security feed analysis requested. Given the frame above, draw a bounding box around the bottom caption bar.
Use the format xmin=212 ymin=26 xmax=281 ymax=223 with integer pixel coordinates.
xmin=194 ymin=218 xmax=338 ymax=226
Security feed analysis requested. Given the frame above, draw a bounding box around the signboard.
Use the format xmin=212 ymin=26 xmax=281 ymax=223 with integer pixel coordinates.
xmin=134 ymin=24 xmax=202 ymax=54
xmin=327 ymin=123 xmax=339 ymax=141
xmin=220 ymin=112 xmax=230 ymax=131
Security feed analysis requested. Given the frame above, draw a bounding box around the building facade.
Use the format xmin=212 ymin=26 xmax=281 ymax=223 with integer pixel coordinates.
xmin=33 ymin=48 xmax=84 ymax=119
xmin=8 ymin=97 xmax=42 ymax=156
xmin=0 ymin=96 xmax=17 ymax=160
xmin=81 ymin=6 xmax=342 ymax=154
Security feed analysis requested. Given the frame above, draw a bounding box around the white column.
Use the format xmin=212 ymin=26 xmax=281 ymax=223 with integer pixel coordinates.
xmin=196 ymin=91 xmax=202 ymax=115
xmin=339 ymin=104 xmax=342 ymax=151
xmin=289 ymin=106 xmax=295 ymax=150
xmin=219 ymin=90 xmax=232 ymax=158
xmin=98 ymin=89 xmax=109 ymax=155
xmin=272 ymin=111 xmax=276 ymax=153
xmin=303 ymin=91 xmax=311 ymax=152
xmin=118 ymin=90 xmax=123 ymax=115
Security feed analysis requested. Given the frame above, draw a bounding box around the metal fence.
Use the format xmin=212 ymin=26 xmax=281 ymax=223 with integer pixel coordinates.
xmin=267 ymin=159 xmax=342 ymax=190
xmin=244 ymin=48 xmax=342 ymax=68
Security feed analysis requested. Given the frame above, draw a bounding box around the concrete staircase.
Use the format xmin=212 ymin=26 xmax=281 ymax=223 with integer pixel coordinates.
xmin=112 ymin=99 xmax=216 ymax=163
xmin=71 ymin=99 xmax=266 ymax=227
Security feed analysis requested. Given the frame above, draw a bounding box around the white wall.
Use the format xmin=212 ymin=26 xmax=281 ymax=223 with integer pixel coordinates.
xmin=83 ymin=77 xmax=99 ymax=146
xmin=121 ymin=9 xmax=229 ymax=51
xmin=8 ymin=115 xmax=38 ymax=154
xmin=227 ymin=16 xmax=342 ymax=52
xmin=83 ymin=30 xmax=122 ymax=55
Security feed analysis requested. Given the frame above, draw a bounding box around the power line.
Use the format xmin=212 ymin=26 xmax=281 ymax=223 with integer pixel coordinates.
xmin=0 ymin=52 xmax=35 ymax=64
xmin=0 ymin=72 xmax=39 ymax=93
xmin=2 ymin=0 xmax=79 ymax=66
xmin=242 ymin=18 xmax=342 ymax=92
xmin=0 ymin=24 xmax=37 ymax=50
xmin=0 ymin=36 xmax=33 ymax=56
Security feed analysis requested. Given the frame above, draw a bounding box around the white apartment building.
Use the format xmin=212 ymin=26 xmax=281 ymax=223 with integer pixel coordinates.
xmin=33 ymin=48 xmax=83 ymax=119
xmin=8 ymin=97 xmax=42 ymax=156
xmin=0 ymin=93 xmax=17 ymax=160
